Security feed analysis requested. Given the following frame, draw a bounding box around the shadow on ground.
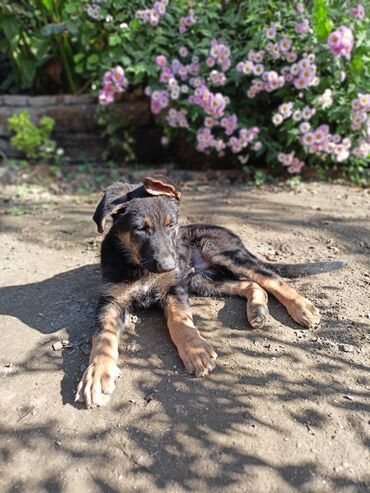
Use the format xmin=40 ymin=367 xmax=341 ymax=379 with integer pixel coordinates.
xmin=1 ymin=261 xmax=369 ymax=492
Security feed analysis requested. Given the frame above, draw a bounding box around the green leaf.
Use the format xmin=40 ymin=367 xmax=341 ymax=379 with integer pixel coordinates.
xmin=312 ymin=0 xmax=333 ymax=41
xmin=0 ymin=15 xmax=20 ymax=46
xmin=73 ymin=53 xmax=85 ymax=63
xmin=109 ymin=34 xmax=121 ymax=46
xmin=40 ymin=0 xmax=53 ymax=12
xmin=87 ymin=54 xmax=99 ymax=65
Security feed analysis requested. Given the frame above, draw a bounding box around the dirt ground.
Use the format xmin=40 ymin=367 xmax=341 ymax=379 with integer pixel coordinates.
xmin=0 ymin=176 xmax=369 ymax=493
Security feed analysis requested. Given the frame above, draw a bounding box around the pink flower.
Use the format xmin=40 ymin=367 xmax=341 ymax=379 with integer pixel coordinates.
xmin=288 ymin=159 xmax=304 ymax=174
xmin=327 ymin=26 xmax=354 ymax=60
xmin=299 ymin=122 xmax=311 ymax=133
xmin=295 ymin=19 xmax=310 ymax=34
xmin=302 ymin=132 xmax=316 ymax=146
xmin=294 ymin=3 xmax=305 ymax=13
xmin=179 ymin=10 xmax=196 ymax=33
xmin=294 ymin=78 xmax=307 ymax=89
xmin=99 ymin=66 xmax=127 ymax=106
xmin=220 ymin=114 xmax=238 ymax=135
xmin=156 ymin=55 xmax=167 ymax=67
xmin=243 ymin=61 xmax=255 ymax=75
xmin=159 ymin=67 xmax=173 ymax=83
xmin=266 ymin=25 xmax=276 ymax=39
xmin=286 ymin=51 xmax=298 ymax=63
xmin=279 ymin=38 xmax=292 ymax=52
xmin=151 ymin=99 xmax=162 ymax=114
xmin=351 ymin=5 xmax=365 ymax=20
xmin=253 ymin=64 xmax=264 ymax=76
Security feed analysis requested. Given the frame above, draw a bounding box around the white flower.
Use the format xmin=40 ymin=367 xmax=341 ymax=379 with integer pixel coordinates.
xmin=272 ymin=113 xmax=284 ymax=126
xmin=299 ymin=122 xmax=311 ymax=133
xmin=315 ymin=89 xmax=333 ymax=109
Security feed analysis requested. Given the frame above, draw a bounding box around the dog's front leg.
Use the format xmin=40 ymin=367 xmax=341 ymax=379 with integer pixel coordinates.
xmin=76 ymin=295 xmax=126 ymax=408
xmin=164 ymin=293 xmax=218 ymax=377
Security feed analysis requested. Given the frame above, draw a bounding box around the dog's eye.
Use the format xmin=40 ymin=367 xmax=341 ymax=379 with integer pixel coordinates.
xmin=136 ymin=225 xmax=151 ymax=233
xmin=166 ymin=223 xmax=175 ymax=229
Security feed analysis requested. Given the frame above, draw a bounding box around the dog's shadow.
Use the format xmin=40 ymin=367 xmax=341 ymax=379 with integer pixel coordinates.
xmin=0 ymin=264 xmax=321 ymax=408
xmin=0 ymin=264 xmax=100 ymax=405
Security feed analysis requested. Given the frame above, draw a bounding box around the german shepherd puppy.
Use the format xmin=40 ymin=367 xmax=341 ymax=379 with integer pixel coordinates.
xmin=76 ymin=176 xmax=345 ymax=408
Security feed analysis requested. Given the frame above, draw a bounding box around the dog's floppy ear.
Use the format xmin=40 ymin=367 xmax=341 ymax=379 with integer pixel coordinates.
xmin=93 ymin=181 xmax=133 ymax=233
xmin=143 ymin=175 xmax=182 ymax=200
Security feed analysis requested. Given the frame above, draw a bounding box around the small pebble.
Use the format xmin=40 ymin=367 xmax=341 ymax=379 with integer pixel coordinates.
xmin=52 ymin=341 xmax=63 ymax=351
xmin=340 ymin=344 xmax=355 ymax=353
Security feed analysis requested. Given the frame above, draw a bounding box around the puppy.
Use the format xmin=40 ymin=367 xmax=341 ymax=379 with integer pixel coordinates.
xmin=76 ymin=176 xmax=345 ymax=408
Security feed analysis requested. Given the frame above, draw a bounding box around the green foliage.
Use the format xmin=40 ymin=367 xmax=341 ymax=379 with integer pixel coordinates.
xmin=312 ymin=0 xmax=333 ymax=41
xmin=1 ymin=1 xmax=369 ymax=182
xmin=8 ymin=110 xmax=64 ymax=163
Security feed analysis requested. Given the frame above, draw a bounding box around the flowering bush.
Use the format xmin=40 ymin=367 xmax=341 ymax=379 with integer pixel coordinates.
xmin=2 ymin=1 xmax=369 ymax=179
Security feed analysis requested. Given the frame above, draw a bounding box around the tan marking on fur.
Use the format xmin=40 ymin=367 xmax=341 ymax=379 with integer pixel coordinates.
xmin=118 ymin=231 xmax=141 ymax=265
xmin=165 ymin=296 xmax=217 ymax=377
xmin=241 ymin=270 xmax=320 ymax=328
xmin=76 ymin=291 xmax=125 ymax=408
xmin=101 ymin=269 xmax=178 ymax=305
xmin=200 ymin=253 xmax=320 ymax=328
xmin=164 ymin=215 xmax=173 ymax=227
xmin=215 ymin=281 xmax=269 ymax=329
xmin=144 ymin=216 xmax=155 ymax=231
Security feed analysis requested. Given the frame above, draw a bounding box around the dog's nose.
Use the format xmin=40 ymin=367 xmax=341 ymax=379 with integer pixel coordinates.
xmin=157 ymin=257 xmax=176 ymax=272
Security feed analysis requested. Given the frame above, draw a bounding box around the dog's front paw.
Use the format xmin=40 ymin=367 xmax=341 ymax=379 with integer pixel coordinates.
xmin=179 ymin=337 xmax=218 ymax=377
xmin=75 ymin=355 xmax=120 ymax=408
xmin=287 ymin=297 xmax=321 ymax=328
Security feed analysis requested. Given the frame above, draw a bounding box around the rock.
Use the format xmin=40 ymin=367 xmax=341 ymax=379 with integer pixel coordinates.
xmin=52 ymin=341 xmax=64 ymax=351
xmin=340 ymin=344 xmax=355 ymax=353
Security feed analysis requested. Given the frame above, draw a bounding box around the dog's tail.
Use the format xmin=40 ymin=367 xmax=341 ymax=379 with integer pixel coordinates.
xmin=262 ymin=260 xmax=347 ymax=278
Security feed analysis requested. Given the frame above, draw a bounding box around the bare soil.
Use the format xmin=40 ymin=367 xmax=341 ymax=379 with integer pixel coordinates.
xmin=0 ymin=178 xmax=369 ymax=493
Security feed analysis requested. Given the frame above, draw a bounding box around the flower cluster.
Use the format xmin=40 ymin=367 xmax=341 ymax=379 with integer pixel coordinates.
xmin=98 ymin=66 xmax=127 ymax=105
xmin=207 ymin=40 xmax=231 ymax=72
xmin=208 ymin=70 xmax=227 ymax=87
xmin=301 ymin=125 xmax=352 ymax=162
xmin=315 ymin=89 xmax=333 ymax=109
xmin=351 ymin=93 xmax=370 ymax=130
xmin=136 ymin=0 xmax=168 ymax=26
xmin=196 ymin=126 xmax=260 ymax=154
xmin=166 ymin=108 xmax=189 ymax=128
xmin=277 ymin=152 xmax=305 ymax=173
xmin=189 ymin=85 xmax=228 ymax=118
xmin=352 ymin=138 xmax=370 ymax=159
xmin=327 ymin=26 xmax=354 ymax=60
xmin=150 ymin=90 xmax=169 ymax=114
xmin=179 ymin=9 xmax=196 ymax=33
xmin=272 ymin=103 xmax=315 ymax=126
xmin=85 ymin=0 xmax=103 ymax=20
xmin=351 ymin=4 xmax=365 ymax=21
xmin=239 ymin=52 xmax=318 ymax=98
xmin=96 ymin=1 xmax=369 ymax=177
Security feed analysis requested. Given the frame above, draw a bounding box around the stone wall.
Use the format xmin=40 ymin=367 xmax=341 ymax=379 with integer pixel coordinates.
xmin=0 ymin=94 xmax=151 ymax=162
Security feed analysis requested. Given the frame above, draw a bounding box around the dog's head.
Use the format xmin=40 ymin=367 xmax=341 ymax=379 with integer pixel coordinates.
xmin=93 ymin=176 xmax=181 ymax=273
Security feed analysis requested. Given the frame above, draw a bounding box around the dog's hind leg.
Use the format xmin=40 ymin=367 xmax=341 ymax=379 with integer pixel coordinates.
xmin=196 ymin=234 xmax=320 ymax=328
xmin=191 ymin=276 xmax=269 ymax=329
xmin=216 ymin=281 xmax=269 ymax=329
xmin=76 ymin=284 xmax=128 ymax=408
xmin=213 ymin=257 xmax=320 ymax=329
xmin=164 ymin=290 xmax=218 ymax=377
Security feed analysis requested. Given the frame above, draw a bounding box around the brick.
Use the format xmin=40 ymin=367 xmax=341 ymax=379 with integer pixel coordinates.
xmin=0 ymin=95 xmax=30 ymax=106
